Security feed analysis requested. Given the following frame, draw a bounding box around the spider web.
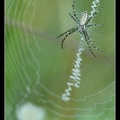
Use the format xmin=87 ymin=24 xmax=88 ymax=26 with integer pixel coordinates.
xmin=5 ymin=0 xmax=115 ymax=120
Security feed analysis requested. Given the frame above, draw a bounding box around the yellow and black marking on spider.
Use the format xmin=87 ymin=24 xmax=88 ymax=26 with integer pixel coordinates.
xmin=56 ymin=0 xmax=105 ymax=57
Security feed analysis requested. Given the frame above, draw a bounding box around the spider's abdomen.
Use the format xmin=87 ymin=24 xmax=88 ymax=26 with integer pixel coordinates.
xmin=80 ymin=12 xmax=89 ymax=25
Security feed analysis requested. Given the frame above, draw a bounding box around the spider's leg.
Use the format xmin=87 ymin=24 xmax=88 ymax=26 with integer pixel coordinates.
xmin=72 ymin=0 xmax=80 ymax=21
xmin=87 ymin=6 xmax=103 ymax=24
xmin=86 ymin=24 xmax=103 ymax=27
xmin=69 ymin=13 xmax=80 ymax=25
xmin=89 ymin=40 xmax=105 ymax=52
xmin=82 ymin=30 xmax=96 ymax=57
xmin=88 ymin=44 xmax=96 ymax=57
xmin=69 ymin=13 xmax=77 ymax=22
xmin=56 ymin=27 xmax=75 ymax=39
xmin=61 ymin=27 xmax=78 ymax=49
xmin=90 ymin=11 xmax=98 ymax=18
xmin=84 ymin=30 xmax=105 ymax=52
xmin=88 ymin=5 xmax=104 ymax=23
xmin=86 ymin=11 xmax=98 ymax=24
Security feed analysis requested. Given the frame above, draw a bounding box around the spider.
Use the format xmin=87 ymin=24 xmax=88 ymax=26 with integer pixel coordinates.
xmin=56 ymin=0 xmax=105 ymax=57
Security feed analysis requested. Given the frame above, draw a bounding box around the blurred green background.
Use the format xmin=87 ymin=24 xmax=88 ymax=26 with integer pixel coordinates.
xmin=5 ymin=0 xmax=115 ymax=120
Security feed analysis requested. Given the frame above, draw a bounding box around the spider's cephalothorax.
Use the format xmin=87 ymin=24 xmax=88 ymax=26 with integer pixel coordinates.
xmin=56 ymin=0 xmax=105 ymax=57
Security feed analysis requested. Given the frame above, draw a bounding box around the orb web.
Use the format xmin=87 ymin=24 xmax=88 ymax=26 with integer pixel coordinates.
xmin=5 ymin=0 xmax=115 ymax=120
